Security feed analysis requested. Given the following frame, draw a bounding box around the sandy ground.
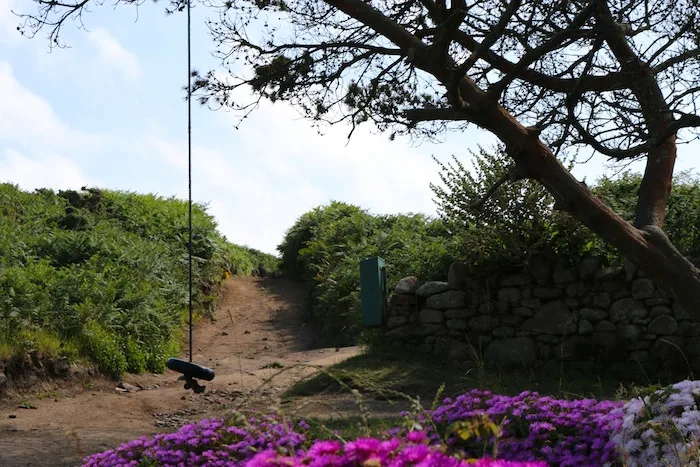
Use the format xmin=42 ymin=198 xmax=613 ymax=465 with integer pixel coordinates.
xmin=0 ymin=277 xmax=360 ymax=467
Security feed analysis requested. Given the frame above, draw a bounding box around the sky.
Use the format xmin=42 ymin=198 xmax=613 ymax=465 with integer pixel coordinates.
xmin=1 ymin=1 xmax=698 ymax=255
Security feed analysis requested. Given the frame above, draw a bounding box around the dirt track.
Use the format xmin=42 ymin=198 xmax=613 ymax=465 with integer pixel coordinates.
xmin=0 ymin=277 xmax=360 ymax=467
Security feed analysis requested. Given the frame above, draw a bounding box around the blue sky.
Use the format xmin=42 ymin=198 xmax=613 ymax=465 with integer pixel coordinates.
xmin=1 ymin=1 xmax=698 ymax=255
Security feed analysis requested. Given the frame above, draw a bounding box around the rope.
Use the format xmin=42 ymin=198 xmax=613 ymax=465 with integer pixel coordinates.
xmin=187 ymin=0 xmax=193 ymax=364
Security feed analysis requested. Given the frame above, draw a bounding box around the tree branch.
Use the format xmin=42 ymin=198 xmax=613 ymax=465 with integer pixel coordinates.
xmin=488 ymin=0 xmax=600 ymax=99
xmin=454 ymin=0 xmax=522 ymax=77
xmin=567 ymin=98 xmax=700 ymax=159
xmin=646 ymin=14 xmax=695 ymax=65
xmin=238 ymin=38 xmax=402 ymax=57
xmin=403 ymin=107 xmax=471 ymax=122
xmin=652 ymin=47 xmax=700 ymax=74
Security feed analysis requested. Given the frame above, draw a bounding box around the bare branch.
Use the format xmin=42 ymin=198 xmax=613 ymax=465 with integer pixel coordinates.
xmin=653 ymin=48 xmax=700 ymax=74
xmin=450 ymin=29 xmax=630 ymax=94
xmin=454 ymin=0 xmax=523 ymax=77
xmin=403 ymin=107 xmax=470 ymax=122
xmin=488 ymin=0 xmax=599 ymax=99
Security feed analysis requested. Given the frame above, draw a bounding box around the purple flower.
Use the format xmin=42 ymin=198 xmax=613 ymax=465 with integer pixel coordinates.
xmin=82 ymin=388 xmax=624 ymax=467
xmin=414 ymin=389 xmax=624 ymax=466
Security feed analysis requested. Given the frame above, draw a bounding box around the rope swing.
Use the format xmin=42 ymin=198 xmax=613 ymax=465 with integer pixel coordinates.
xmin=165 ymin=0 xmax=216 ymax=393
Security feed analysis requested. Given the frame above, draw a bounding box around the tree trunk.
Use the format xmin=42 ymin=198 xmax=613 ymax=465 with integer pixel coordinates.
xmin=520 ymin=137 xmax=700 ymax=319
xmin=634 ymin=129 xmax=676 ymax=228
xmin=476 ymin=101 xmax=700 ymax=318
xmin=593 ymin=1 xmax=678 ymax=231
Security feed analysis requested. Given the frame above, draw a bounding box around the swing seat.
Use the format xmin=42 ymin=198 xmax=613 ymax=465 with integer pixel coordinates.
xmin=166 ymin=358 xmax=216 ymax=381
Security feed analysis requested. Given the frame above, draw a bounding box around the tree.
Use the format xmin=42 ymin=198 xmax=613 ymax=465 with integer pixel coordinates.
xmin=14 ymin=0 xmax=700 ymax=318
xmin=431 ymin=146 xmax=597 ymax=271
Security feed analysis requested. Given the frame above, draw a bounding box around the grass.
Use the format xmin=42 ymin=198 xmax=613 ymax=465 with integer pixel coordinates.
xmin=36 ymin=390 xmax=59 ymax=400
xmin=18 ymin=400 xmax=37 ymax=409
xmin=286 ymin=352 xmax=468 ymax=400
xmin=304 ymin=416 xmax=404 ymax=441
xmin=285 ymin=348 xmax=664 ymax=403
xmin=0 ymin=343 xmax=13 ymax=361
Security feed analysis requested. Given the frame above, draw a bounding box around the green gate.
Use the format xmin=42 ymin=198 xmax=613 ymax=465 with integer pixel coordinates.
xmin=359 ymin=256 xmax=387 ymax=327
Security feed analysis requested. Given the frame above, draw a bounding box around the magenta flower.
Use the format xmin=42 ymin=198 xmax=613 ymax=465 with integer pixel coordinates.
xmin=307 ymin=440 xmax=343 ymax=457
xmin=82 ymin=389 xmax=623 ymax=467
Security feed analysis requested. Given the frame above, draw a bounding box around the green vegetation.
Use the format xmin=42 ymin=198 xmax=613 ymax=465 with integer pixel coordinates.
xmin=0 ymin=184 xmax=278 ymax=376
xmin=285 ymin=350 xmax=628 ymax=402
xmin=277 ymin=202 xmax=459 ymax=344
xmin=432 ymin=147 xmax=597 ymax=271
xmin=280 ymin=147 xmax=700 ymax=347
xmin=262 ymin=361 xmax=285 ymax=369
xmin=303 ymin=416 xmax=404 ymax=442
xmin=433 ymin=146 xmax=700 ymax=269
xmin=593 ymin=170 xmax=700 ymax=258
xmin=285 ymin=348 xmax=696 ymax=411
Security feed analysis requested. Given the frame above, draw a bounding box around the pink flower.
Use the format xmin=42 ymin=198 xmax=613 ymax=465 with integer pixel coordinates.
xmin=308 ymin=440 xmax=343 ymax=457
xmin=406 ymin=431 xmax=429 ymax=444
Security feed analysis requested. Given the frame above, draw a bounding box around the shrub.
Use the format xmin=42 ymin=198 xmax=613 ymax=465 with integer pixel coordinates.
xmin=0 ymin=184 xmax=278 ymax=376
xmin=277 ymin=201 xmax=370 ymax=281
xmin=432 ymin=147 xmax=700 ymax=271
xmin=277 ymin=202 xmax=459 ymax=343
xmin=79 ymin=320 xmax=128 ymax=376
xmin=431 ymin=147 xmax=555 ymax=260
xmin=431 ymin=147 xmax=611 ymax=272
xmin=592 ymin=170 xmax=700 ymax=259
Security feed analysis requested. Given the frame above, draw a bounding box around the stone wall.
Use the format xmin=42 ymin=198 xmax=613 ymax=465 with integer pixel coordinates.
xmin=384 ymin=257 xmax=700 ymax=374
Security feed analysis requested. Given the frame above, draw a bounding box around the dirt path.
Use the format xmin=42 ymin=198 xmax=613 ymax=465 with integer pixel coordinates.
xmin=0 ymin=277 xmax=360 ymax=467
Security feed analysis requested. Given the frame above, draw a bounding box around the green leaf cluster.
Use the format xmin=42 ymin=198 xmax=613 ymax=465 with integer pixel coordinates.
xmin=431 ymin=146 xmax=700 ymax=272
xmin=0 ymin=184 xmax=278 ymax=376
xmin=593 ymin=170 xmax=700 ymax=259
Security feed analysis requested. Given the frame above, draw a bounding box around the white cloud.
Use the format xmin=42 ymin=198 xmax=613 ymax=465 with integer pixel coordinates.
xmin=143 ymin=135 xmax=189 ymax=172
xmin=0 ymin=148 xmax=96 ymax=190
xmin=143 ymin=97 xmax=458 ymax=253
xmin=1 ymin=11 xmax=452 ymax=256
xmin=0 ymin=60 xmax=101 ymax=191
xmin=0 ymin=61 xmax=102 ymax=151
xmin=138 ymin=129 xmax=326 ymax=254
xmin=217 ymin=99 xmax=445 ymax=215
xmin=89 ymin=28 xmax=142 ymax=83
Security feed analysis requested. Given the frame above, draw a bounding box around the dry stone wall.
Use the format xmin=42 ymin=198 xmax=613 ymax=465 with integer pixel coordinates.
xmin=384 ymin=257 xmax=700 ymax=374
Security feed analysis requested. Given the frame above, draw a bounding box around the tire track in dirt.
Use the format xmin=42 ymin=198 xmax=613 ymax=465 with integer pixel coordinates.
xmin=0 ymin=277 xmax=359 ymax=467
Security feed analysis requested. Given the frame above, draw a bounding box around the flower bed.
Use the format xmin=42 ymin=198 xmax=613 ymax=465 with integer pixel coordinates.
xmin=82 ymin=421 xmax=544 ymax=467
xmin=248 ymin=432 xmax=546 ymax=466
xmin=81 ymin=382 xmax=700 ymax=467
xmin=82 ymin=415 xmax=307 ymax=466
xmin=425 ymin=389 xmax=624 ymax=466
